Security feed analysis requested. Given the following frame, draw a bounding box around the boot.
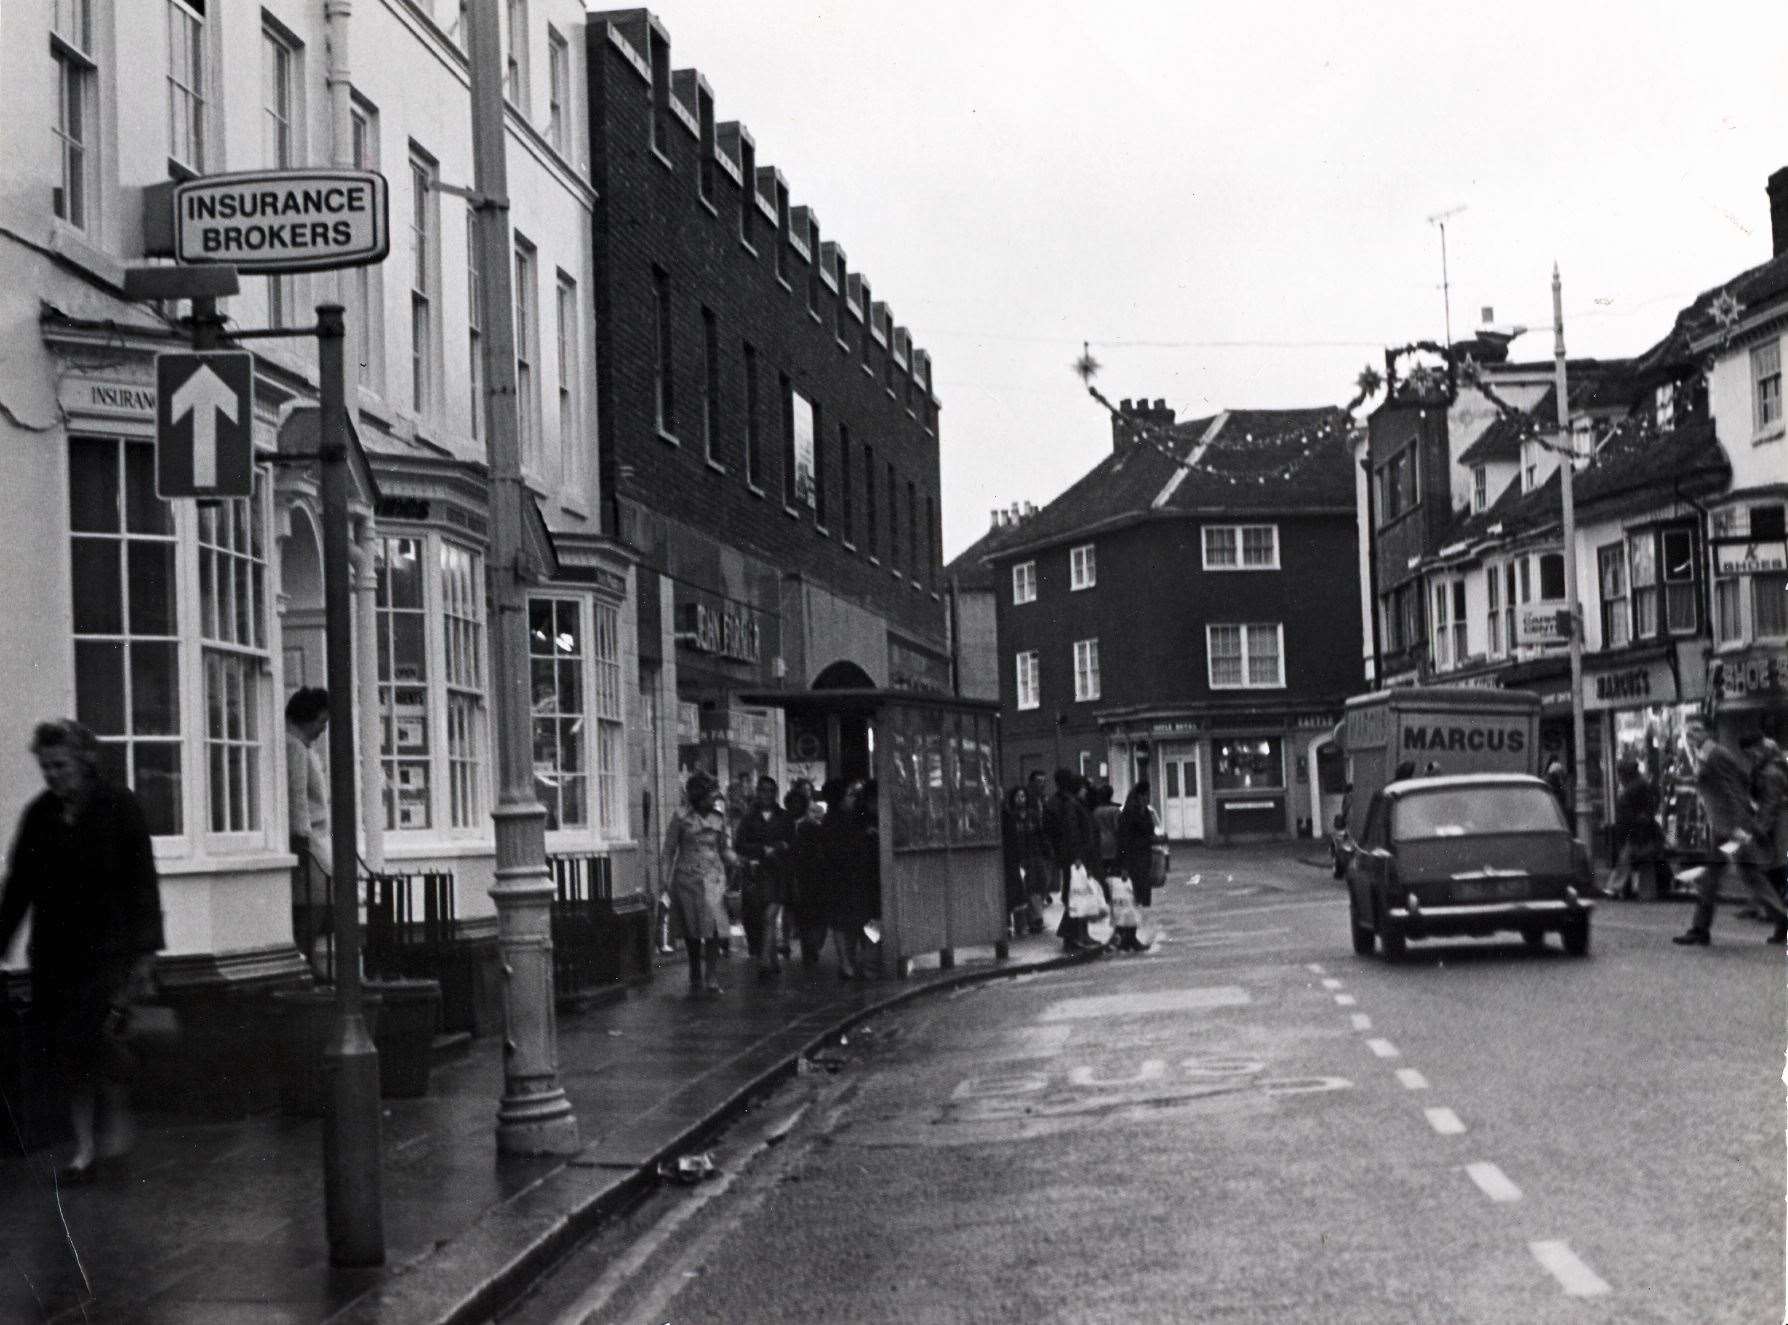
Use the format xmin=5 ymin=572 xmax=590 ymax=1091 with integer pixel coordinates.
xmin=1672 ymin=928 xmax=1711 ymax=946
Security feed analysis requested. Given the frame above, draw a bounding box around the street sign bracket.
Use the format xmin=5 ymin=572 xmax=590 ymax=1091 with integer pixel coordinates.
xmin=427 ymin=178 xmax=509 ymax=211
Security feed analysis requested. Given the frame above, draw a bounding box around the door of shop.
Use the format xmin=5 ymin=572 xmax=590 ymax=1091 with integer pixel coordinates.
xmin=1161 ymin=749 xmax=1203 ymax=841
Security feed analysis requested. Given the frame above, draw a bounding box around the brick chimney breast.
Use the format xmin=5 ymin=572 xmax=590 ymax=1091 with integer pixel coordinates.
xmin=1769 ymin=166 xmax=1788 ymax=258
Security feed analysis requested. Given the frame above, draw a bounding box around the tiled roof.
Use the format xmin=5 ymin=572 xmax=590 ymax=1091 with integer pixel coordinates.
xmin=1433 ymin=416 xmax=1728 ymax=555
xmin=944 ymin=516 xmax=1039 ymax=592
xmin=1631 ymin=251 xmax=1788 ymax=377
xmin=1457 ymin=386 xmax=1554 ymax=466
xmin=983 ymin=406 xmax=1352 ymax=563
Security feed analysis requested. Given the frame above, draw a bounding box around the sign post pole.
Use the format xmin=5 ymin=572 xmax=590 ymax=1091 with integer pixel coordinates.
xmin=467 ymin=0 xmax=579 ymax=1156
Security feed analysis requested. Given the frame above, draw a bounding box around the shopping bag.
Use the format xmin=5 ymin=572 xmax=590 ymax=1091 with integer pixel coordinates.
xmin=1107 ymin=875 xmax=1141 ymax=929
xmin=1149 ymin=843 xmax=1171 ymax=887
xmin=1066 ymin=865 xmax=1108 ymax=920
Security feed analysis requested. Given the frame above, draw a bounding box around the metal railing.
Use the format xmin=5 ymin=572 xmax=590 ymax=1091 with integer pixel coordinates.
xmin=546 ymin=851 xmax=616 ymax=1003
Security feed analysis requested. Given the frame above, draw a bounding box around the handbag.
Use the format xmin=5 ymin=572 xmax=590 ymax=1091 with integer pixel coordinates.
xmin=1066 ymin=864 xmax=1108 ymax=920
xmin=1149 ymin=842 xmax=1171 ymax=887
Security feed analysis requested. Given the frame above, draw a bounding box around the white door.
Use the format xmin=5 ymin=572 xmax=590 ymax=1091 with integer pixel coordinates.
xmin=1161 ymin=750 xmax=1203 ymax=841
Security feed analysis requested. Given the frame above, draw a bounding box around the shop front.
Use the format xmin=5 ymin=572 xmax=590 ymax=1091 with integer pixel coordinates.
xmin=1709 ymin=644 xmax=1788 ymax=740
xmin=1582 ymin=645 xmax=1701 ymax=857
xmin=666 ymin=581 xmax=784 ymax=805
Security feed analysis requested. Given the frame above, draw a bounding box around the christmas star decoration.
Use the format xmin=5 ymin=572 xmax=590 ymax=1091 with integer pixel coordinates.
xmin=1708 ymin=289 xmax=1743 ymax=344
xmin=1073 ymin=343 xmax=1102 ymax=384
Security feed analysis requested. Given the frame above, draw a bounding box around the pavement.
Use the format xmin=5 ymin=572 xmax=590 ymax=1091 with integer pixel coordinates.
xmin=0 ymin=894 xmax=1110 ymax=1324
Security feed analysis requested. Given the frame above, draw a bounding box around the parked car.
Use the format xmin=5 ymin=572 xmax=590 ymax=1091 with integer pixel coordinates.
xmin=1345 ymin=773 xmax=1594 ymax=960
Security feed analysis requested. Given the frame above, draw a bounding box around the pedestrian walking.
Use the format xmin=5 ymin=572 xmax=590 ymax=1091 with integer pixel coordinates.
xmin=661 ymin=772 xmax=737 ymax=994
xmin=0 ymin=720 xmax=165 ymax=1181
xmin=1673 ymin=715 xmax=1787 ymax=946
xmin=1002 ymin=785 xmax=1047 ymax=936
xmin=1606 ymin=758 xmax=1665 ymax=900
xmin=1092 ymin=784 xmax=1122 ymax=890
xmin=1043 ymin=769 xmax=1100 ymax=952
xmin=1025 ymin=770 xmax=1052 ymax=900
xmin=785 ymin=784 xmax=830 ymax=965
xmin=823 ymin=779 xmax=878 ymax=980
xmin=1741 ymin=732 xmax=1788 ymax=943
xmin=734 ymin=775 xmax=795 ymax=975
xmin=1117 ymin=779 xmax=1159 ymax=910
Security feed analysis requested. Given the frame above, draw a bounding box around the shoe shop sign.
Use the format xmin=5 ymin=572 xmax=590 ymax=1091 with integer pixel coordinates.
xmin=173 ymin=169 xmax=389 ymax=273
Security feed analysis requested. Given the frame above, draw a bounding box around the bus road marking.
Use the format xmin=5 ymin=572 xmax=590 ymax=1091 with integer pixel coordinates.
xmin=1395 ymin=1068 xmax=1429 ymax=1090
xmin=1466 ymin=1161 xmax=1523 ymax=1203
xmin=1350 ymin=1013 xmax=1372 ymax=1031
xmin=1366 ymin=1037 xmax=1400 ymax=1058
xmin=1529 ymin=1240 xmax=1610 ymax=1297
xmin=1424 ymin=1106 xmax=1466 ymax=1135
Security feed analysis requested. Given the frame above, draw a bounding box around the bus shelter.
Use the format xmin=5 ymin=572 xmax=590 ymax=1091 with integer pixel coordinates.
xmin=740 ymin=689 xmax=1007 ymax=976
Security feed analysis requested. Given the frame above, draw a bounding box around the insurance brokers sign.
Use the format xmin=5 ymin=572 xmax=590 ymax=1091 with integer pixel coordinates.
xmin=173 ymin=169 xmax=389 ymax=273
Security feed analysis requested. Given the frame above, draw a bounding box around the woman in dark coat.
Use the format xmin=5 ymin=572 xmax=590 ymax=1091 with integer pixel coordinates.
xmin=785 ymin=784 xmax=831 ymax=965
xmin=823 ymin=779 xmax=876 ymax=979
xmin=1117 ymin=779 xmax=1159 ymax=909
xmin=0 ymin=720 xmax=164 ymax=1180
xmin=1002 ymin=785 xmax=1047 ymax=935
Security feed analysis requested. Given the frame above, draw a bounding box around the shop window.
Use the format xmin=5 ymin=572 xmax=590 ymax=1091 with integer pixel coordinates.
xmin=1661 ymin=527 xmax=1697 ymax=633
xmin=68 ymin=437 xmax=274 ymax=841
xmin=1598 ymin=543 xmax=1629 ymax=648
xmin=69 ymin=437 xmax=183 ymax=835
xmin=1213 ymin=737 xmax=1284 ymax=791
xmin=197 ymin=492 xmax=269 ymax=835
xmin=374 ymin=536 xmax=432 ymax=830
xmin=529 ymin=597 xmax=587 ymax=829
xmin=1431 ymin=582 xmax=1452 ymax=670
xmin=591 ymin=601 xmax=626 ymax=838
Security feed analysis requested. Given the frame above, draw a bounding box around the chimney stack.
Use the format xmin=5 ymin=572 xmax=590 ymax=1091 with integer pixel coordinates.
xmin=1770 ymin=166 xmax=1788 ymax=258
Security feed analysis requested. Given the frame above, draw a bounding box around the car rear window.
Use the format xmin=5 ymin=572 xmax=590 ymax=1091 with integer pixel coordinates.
xmin=1391 ymin=786 xmax=1565 ymax=841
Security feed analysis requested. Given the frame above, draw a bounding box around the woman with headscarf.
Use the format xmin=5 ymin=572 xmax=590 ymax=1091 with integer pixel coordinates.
xmin=785 ymin=783 xmax=831 ymax=965
xmin=660 ymin=772 xmax=738 ymax=995
xmin=0 ymin=720 xmax=164 ymax=1180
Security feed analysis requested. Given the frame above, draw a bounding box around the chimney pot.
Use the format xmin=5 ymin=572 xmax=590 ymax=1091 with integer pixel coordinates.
xmin=1120 ymin=398 xmax=1134 ymax=412
xmin=1769 ymin=166 xmax=1788 ymax=259
xmin=1152 ymin=398 xmax=1166 ymax=413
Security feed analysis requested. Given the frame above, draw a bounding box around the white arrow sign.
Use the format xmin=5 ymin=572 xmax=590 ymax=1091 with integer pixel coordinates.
xmin=170 ymin=364 xmax=239 ymax=487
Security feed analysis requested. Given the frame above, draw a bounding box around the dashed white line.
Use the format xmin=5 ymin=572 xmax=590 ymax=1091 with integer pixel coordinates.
xmin=1466 ymin=1161 xmax=1523 ymax=1203
xmin=1395 ymin=1068 xmax=1429 ymax=1090
xmin=1366 ymin=1037 xmax=1400 ymax=1058
xmin=1350 ymin=1013 xmax=1372 ymax=1031
xmin=1424 ymin=1106 xmax=1467 ymax=1135
xmin=1529 ymin=1240 xmax=1610 ymax=1297
xmin=1306 ymin=963 xmax=1327 ymax=975
xmin=1320 ymin=977 xmax=1343 ymax=990
xmin=1334 ymin=993 xmax=1357 ymax=1007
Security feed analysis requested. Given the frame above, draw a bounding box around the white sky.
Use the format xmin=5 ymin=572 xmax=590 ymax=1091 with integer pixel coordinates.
xmin=636 ymin=1 xmax=1788 ymax=559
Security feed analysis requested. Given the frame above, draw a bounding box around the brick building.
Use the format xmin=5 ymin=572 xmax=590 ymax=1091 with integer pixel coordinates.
xmin=983 ymin=400 xmax=1364 ymax=843
xmin=586 ymin=11 xmax=948 ymax=829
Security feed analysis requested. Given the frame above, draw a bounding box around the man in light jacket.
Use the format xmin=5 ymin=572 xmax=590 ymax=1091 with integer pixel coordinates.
xmin=1675 ymin=715 xmax=1787 ymax=946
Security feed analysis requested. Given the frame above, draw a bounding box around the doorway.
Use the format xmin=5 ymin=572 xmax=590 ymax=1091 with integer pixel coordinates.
xmin=1160 ymin=747 xmax=1203 ymax=841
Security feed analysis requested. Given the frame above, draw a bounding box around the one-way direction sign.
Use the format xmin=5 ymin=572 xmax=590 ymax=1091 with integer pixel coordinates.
xmin=155 ymin=351 xmax=254 ymax=498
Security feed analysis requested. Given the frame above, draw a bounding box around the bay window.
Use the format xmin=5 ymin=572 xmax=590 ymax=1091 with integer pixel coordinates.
xmin=591 ymin=601 xmax=626 ymax=838
xmin=374 ymin=537 xmax=431 ymax=830
xmin=530 ymin=597 xmax=587 ymax=830
xmin=440 ymin=542 xmax=485 ymax=829
xmin=69 ymin=436 xmax=273 ymax=842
